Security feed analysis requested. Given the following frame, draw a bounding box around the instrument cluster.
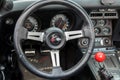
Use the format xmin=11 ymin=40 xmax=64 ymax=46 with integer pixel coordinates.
xmin=92 ymin=19 xmax=112 ymax=36
xmin=23 ymin=15 xmax=112 ymax=36
xmin=24 ymin=14 xmax=72 ymax=32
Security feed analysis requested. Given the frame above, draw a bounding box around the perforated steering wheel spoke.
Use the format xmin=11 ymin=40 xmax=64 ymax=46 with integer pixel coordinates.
xmin=50 ymin=50 xmax=64 ymax=75
xmin=50 ymin=50 xmax=60 ymax=67
xmin=27 ymin=32 xmax=44 ymax=42
xmin=65 ymin=30 xmax=84 ymax=41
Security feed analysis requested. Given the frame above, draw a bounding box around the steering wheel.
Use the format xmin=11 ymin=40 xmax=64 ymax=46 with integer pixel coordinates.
xmin=14 ymin=0 xmax=95 ymax=79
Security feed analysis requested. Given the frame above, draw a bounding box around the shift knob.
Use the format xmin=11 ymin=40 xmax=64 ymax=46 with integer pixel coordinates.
xmin=94 ymin=52 xmax=106 ymax=62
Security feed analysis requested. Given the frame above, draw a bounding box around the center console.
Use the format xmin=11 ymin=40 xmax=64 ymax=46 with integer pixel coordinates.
xmin=80 ymin=9 xmax=120 ymax=80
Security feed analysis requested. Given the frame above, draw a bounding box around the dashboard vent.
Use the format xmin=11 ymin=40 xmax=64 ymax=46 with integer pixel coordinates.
xmin=90 ymin=12 xmax=118 ymax=19
xmin=104 ymin=12 xmax=118 ymax=18
xmin=105 ymin=13 xmax=116 ymax=16
xmin=90 ymin=13 xmax=103 ymax=17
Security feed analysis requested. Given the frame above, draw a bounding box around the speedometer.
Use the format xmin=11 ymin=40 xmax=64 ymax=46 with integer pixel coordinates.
xmin=24 ymin=16 xmax=40 ymax=32
xmin=51 ymin=14 xmax=70 ymax=31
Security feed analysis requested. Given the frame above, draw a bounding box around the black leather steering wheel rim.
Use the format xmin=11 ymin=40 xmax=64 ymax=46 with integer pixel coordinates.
xmin=14 ymin=0 xmax=95 ymax=79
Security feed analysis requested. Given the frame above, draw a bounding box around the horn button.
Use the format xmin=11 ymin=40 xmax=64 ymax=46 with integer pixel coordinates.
xmin=45 ymin=27 xmax=66 ymax=49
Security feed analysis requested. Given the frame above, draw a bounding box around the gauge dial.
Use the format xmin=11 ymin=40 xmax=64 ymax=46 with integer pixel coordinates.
xmin=24 ymin=16 xmax=39 ymax=32
xmin=51 ymin=14 xmax=70 ymax=31
xmin=97 ymin=20 xmax=106 ymax=26
xmin=102 ymin=27 xmax=110 ymax=35
xmin=94 ymin=27 xmax=101 ymax=35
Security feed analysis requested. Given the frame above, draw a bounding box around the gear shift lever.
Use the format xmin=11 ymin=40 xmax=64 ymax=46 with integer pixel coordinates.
xmin=94 ymin=52 xmax=113 ymax=80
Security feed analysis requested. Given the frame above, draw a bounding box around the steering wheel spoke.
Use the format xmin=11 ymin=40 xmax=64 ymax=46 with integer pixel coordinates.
xmin=27 ymin=32 xmax=44 ymax=42
xmin=65 ymin=30 xmax=84 ymax=41
xmin=50 ymin=50 xmax=60 ymax=67
xmin=50 ymin=50 xmax=64 ymax=75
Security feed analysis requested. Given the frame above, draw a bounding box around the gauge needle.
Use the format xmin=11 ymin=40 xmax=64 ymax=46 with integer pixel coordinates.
xmin=63 ymin=24 xmax=67 ymax=30
xmin=57 ymin=18 xmax=64 ymax=28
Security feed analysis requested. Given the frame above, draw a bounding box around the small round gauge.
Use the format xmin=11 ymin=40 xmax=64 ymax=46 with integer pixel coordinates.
xmin=102 ymin=27 xmax=110 ymax=35
xmin=51 ymin=14 xmax=70 ymax=31
xmin=92 ymin=20 xmax=96 ymax=26
xmin=97 ymin=20 xmax=106 ymax=26
xmin=24 ymin=16 xmax=40 ymax=32
xmin=94 ymin=27 xmax=101 ymax=35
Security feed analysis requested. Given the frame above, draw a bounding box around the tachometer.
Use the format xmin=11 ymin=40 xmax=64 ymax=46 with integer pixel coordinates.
xmin=51 ymin=14 xmax=70 ymax=31
xmin=24 ymin=16 xmax=40 ymax=32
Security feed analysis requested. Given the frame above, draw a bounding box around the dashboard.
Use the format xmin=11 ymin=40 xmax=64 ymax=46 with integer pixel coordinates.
xmin=1 ymin=8 xmax=118 ymax=78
